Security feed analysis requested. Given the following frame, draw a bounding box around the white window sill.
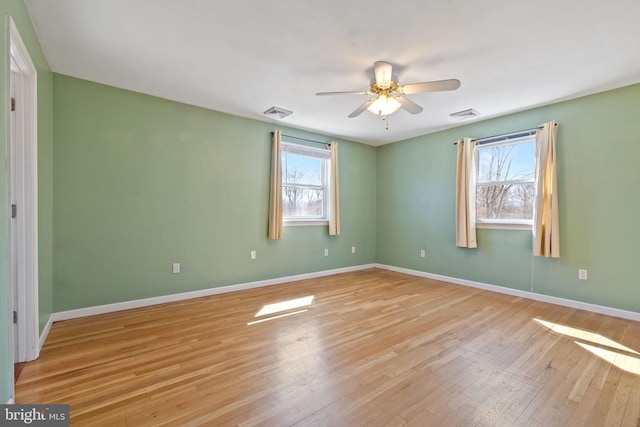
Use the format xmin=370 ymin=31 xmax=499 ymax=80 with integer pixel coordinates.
xmin=284 ymin=220 xmax=329 ymax=227
xmin=476 ymin=221 xmax=532 ymax=231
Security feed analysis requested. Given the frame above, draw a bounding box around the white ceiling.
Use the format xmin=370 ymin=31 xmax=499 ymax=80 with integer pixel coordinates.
xmin=24 ymin=0 xmax=640 ymax=146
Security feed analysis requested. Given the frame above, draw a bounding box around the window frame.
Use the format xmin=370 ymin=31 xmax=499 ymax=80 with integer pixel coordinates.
xmin=281 ymin=140 xmax=330 ymax=226
xmin=475 ymin=133 xmax=536 ymax=230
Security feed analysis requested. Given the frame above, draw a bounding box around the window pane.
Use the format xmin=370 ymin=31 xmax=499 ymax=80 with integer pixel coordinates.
xmin=282 ymin=152 xmax=323 ymax=185
xmin=477 ymin=141 xmax=534 ymax=183
xmin=476 ymin=182 xmax=535 ymax=220
xmin=283 ymin=186 xmax=324 ymax=217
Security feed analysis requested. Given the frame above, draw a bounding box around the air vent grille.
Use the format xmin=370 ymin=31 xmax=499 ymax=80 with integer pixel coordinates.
xmin=263 ymin=106 xmax=293 ymax=119
xmin=450 ymin=108 xmax=480 ymax=120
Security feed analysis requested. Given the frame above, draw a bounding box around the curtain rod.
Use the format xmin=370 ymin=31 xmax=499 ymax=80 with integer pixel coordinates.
xmin=452 ymin=123 xmax=557 ymax=146
xmin=271 ymin=132 xmax=328 ymax=146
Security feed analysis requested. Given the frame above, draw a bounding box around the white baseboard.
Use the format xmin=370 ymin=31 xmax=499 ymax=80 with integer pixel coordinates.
xmin=49 ymin=262 xmax=640 ymax=330
xmin=53 ymin=264 xmax=376 ymax=322
xmin=6 ymin=398 xmax=14 ymax=404
xmin=39 ymin=315 xmax=53 ymax=354
xmin=375 ymin=264 xmax=640 ymax=322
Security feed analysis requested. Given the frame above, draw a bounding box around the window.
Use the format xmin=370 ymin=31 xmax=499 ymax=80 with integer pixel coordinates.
xmin=281 ymin=141 xmax=330 ymax=224
xmin=475 ymin=132 xmax=535 ymax=228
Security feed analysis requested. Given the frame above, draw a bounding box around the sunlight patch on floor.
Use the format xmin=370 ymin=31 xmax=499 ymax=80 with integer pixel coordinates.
xmin=534 ymin=318 xmax=639 ymax=355
xmin=576 ymin=342 xmax=640 ymax=375
xmin=534 ymin=318 xmax=640 ymax=376
xmin=247 ymin=295 xmax=315 ymax=325
xmin=255 ymin=295 xmax=314 ymax=317
xmin=247 ymin=309 xmax=309 ymax=325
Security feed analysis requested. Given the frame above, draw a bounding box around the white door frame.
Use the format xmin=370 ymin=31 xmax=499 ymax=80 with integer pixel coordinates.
xmin=8 ymin=16 xmax=39 ymax=363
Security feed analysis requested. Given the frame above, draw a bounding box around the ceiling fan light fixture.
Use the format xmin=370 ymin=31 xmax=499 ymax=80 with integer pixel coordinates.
xmin=367 ymin=95 xmax=401 ymax=116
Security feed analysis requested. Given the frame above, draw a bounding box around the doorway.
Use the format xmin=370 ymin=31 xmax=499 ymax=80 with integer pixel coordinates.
xmin=8 ymin=17 xmax=39 ymax=366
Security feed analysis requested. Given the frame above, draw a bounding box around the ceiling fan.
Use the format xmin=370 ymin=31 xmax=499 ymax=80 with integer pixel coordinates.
xmin=316 ymin=61 xmax=461 ymax=119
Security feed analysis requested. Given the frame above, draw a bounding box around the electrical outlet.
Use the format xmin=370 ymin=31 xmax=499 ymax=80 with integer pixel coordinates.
xmin=420 ymin=249 xmax=426 ymax=258
xmin=352 ymin=246 xmax=356 ymax=254
xmin=250 ymin=250 xmax=256 ymax=260
xmin=172 ymin=263 xmax=180 ymax=274
xmin=578 ymin=269 xmax=588 ymax=280
xmin=324 ymin=248 xmax=329 ymax=257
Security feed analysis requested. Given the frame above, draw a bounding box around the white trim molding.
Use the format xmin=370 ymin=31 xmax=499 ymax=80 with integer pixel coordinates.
xmin=376 ymin=264 xmax=640 ymax=322
xmin=39 ymin=315 xmax=53 ymax=352
xmin=8 ymin=16 xmax=39 ymax=362
xmin=53 ymin=264 xmax=376 ymax=322
xmin=6 ymin=398 xmax=15 ymax=405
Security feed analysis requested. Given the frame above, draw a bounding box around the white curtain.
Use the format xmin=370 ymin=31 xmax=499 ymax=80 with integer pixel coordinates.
xmin=328 ymin=141 xmax=340 ymax=236
xmin=533 ymin=121 xmax=559 ymax=257
xmin=455 ymin=138 xmax=477 ymax=248
xmin=268 ymin=130 xmax=282 ymax=239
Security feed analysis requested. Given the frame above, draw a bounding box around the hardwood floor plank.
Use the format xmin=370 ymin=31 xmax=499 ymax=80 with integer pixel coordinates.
xmin=15 ymin=269 xmax=640 ymax=425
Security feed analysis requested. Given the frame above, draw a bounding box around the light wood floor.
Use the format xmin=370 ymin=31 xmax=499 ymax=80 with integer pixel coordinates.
xmin=16 ymin=269 xmax=640 ymax=426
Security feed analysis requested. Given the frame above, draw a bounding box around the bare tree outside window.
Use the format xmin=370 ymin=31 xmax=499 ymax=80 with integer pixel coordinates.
xmin=283 ymin=168 xmax=306 ymax=215
xmin=476 ymin=138 xmax=535 ymax=222
xmin=281 ymin=146 xmax=327 ymax=219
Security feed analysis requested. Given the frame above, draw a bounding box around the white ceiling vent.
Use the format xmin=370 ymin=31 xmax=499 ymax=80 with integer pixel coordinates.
xmin=263 ymin=106 xmax=293 ymax=119
xmin=450 ymin=108 xmax=480 ymax=120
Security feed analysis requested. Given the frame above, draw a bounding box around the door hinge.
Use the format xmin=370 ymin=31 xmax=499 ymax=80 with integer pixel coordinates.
xmin=13 ymin=311 xmax=18 ymax=324
xmin=12 ymin=204 xmax=17 ymax=219
xmin=11 ymin=97 xmax=15 ymax=112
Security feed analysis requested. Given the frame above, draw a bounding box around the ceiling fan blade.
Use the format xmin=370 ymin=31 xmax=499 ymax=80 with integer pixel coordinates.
xmin=348 ymin=98 xmax=376 ymax=118
xmin=374 ymin=61 xmax=393 ymax=89
xmin=396 ymin=96 xmax=423 ymax=114
xmin=400 ymin=79 xmax=461 ymax=94
xmin=316 ymin=90 xmax=371 ymax=96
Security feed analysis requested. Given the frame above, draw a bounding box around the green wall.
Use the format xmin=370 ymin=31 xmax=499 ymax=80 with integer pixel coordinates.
xmin=52 ymin=74 xmax=377 ymax=312
xmin=377 ymin=83 xmax=640 ymax=312
xmin=0 ymin=1 xmax=53 ymax=404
